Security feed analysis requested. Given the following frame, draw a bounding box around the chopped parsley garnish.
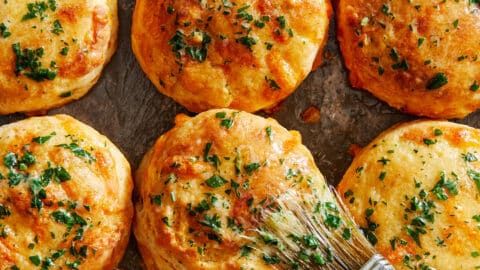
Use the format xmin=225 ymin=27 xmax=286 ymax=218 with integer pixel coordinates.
xmin=51 ymin=19 xmax=63 ymax=35
xmin=0 ymin=204 xmax=11 ymax=219
xmin=431 ymin=171 xmax=458 ymax=200
xmin=56 ymin=143 xmax=96 ymax=163
xmin=32 ymin=132 xmax=56 ymax=144
xmin=150 ymin=194 xmax=163 ymax=205
xmin=168 ymin=30 xmax=211 ymax=62
xmin=12 ymin=43 xmax=58 ymax=82
xmin=262 ymin=253 xmax=280 ymax=264
xmin=462 ymin=152 xmax=478 ymax=162
xmin=205 ymin=174 xmax=228 ymax=188
xmin=276 ymin=16 xmax=286 ymax=29
xmin=265 ymin=76 xmax=280 ymax=90
xmin=236 ymin=35 xmax=257 ymax=49
xmin=467 ymin=169 xmax=480 ymax=193
xmin=244 ymin=162 xmax=260 ymax=175
xmin=0 ymin=23 xmax=11 ymax=38
xmin=198 ymin=213 xmax=221 ymax=231
xmin=29 ymin=255 xmax=41 ymax=266
xmin=426 ymin=73 xmax=448 ymax=90
xmin=423 ymin=138 xmax=437 ymax=145
xmin=22 ymin=2 xmax=49 ymax=21
xmin=50 ymin=210 xmax=87 ymax=233
xmin=240 ymin=245 xmax=253 ymax=257
xmin=221 ymin=118 xmax=234 ymax=129
xmin=471 ymin=81 xmax=479 ymax=92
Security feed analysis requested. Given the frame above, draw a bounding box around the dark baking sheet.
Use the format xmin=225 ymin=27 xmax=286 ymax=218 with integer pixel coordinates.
xmin=2 ymin=0 xmax=480 ymax=268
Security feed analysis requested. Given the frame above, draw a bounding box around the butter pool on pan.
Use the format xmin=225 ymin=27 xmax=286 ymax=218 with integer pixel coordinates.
xmin=338 ymin=120 xmax=480 ymax=269
xmin=131 ymin=0 xmax=331 ymax=113
xmin=0 ymin=0 xmax=118 ymax=115
xmin=0 ymin=115 xmax=133 ymax=269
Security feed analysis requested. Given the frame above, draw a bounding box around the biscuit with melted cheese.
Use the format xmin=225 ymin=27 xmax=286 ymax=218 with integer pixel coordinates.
xmin=338 ymin=120 xmax=480 ymax=269
xmin=337 ymin=0 xmax=480 ymax=118
xmin=134 ymin=109 xmax=354 ymax=269
xmin=0 ymin=114 xmax=133 ymax=269
xmin=0 ymin=0 xmax=118 ymax=114
xmin=131 ymin=0 xmax=331 ymax=113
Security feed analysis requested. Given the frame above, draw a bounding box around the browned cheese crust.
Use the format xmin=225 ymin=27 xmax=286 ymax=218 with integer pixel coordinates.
xmin=0 ymin=115 xmax=133 ymax=269
xmin=131 ymin=0 xmax=331 ymax=113
xmin=0 ymin=0 xmax=118 ymax=114
xmin=134 ymin=109 xmax=344 ymax=269
xmin=337 ymin=0 xmax=480 ymax=119
xmin=338 ymin=120 xmax=480 ymax=269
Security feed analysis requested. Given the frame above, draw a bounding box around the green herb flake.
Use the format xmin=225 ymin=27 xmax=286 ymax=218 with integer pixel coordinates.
xmin=471 ymin=81 xmax=480 ymax=92
xmin=266 ymin=126 xmax=272 ymax=141
xmin=60 ymin=47 xmax=69 ymax=56
xmin=0 ymin=23 xmax=11 ymax=38
xmin=244 ymin=162 xmax=261 ymax=175
xmin=150 ymin=194 xmax=163 ymax=205
xmin=342 ymin=228 xmax=351 ymax=240
xmin=265 ymin=76 xmax=280 ymax=90
xmin=262 ymin=253 xmax=280 ymax=264
xmin=205 ymin=174 xmax=228 ymax=188
xmin=434 ymin=128 xmax=443 ymax=136
xmin=240 ymin=245 xmax=252 ymax=257
xmin=29 ymin=255 xmax=41 ymax=266
xmin=32 ymin=132 xmax=56 ymax=144
xmin=453 ymin=19 xmax=459 ymax=29
xmin=221 ymin=118 xmax=234 ymax=129
xmin=426 ymin=72 xmax=448 ymax=90
xmin=418 ymin=38 xmax=425 ymax=47
xmin=467 ymin=169 xmax=480 ymax=193
xmin=423 ymin=138 xmax=437 ymax=146
xmin=51 ymin=19 xmax=63 ymax=35
xmin=236 ymin=35 xmax=257 ymax=49
xmin=22 ymin=2 xmax=49 ymax=21
xmin=56 ymin=143 xmax=96 ymax=163
xmin=198 ymin=213 xmax=221 ymax=231
xmin=276 ymin=16 xmax=286 ymax=29
xmin=12 ymin=43 xmax=58 ymax=82
xmin=162 ymin=217 xmax=171 ymax=227
xmin=0 ymin=204 xmax=11 ymax=219
xmin=462 ymin=152 xmax=478 ymax=162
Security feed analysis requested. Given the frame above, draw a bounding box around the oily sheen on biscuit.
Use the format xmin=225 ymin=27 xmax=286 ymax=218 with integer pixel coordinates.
xmin=134 ymin=109 xmax=345 ymax=269
xmin=0 ymin=115 xmax=133 ymax=269
xmin=337 ymin=0 xmax=480 ymax=118
xmin=0 ymin=0 xmax=118 ymax=114
xmin=338 ymin=120 xmax=480 ymax=269
xmin=131 ymin=0 xmax=331 ymax=113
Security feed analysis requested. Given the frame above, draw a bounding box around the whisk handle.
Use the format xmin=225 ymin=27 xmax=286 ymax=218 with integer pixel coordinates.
xmin=360 ymin=254 xmax=395 ymax=270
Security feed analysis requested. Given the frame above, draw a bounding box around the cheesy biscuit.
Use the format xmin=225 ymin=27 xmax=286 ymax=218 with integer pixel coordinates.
xmin=132 ymin=0 xmax=331 ymax=112
xmin=338 ymin=120 xmax=480 ymax=269
xmin=0 ymin=114 xmax=133 ymax=269
xmin=0 ymin=0 xmax=118 ymax=114
xmin=337 ymin=0 xmax=480 ymax=118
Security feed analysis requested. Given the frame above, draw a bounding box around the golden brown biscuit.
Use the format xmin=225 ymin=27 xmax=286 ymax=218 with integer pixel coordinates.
xmin=0 ymin=115 xmax=133 ymax=269
xmin=338 ymin=120 xmax=480 ymax=269
xmin=337 ymin=0 xmax=480 ymax=119
xmin=131 ymin=0 xmax=331 ymax=113
xmin=0 ymin=0 xmax=118 ymax=114
xmin=134 ymin=109 xmax=357 ymax=269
